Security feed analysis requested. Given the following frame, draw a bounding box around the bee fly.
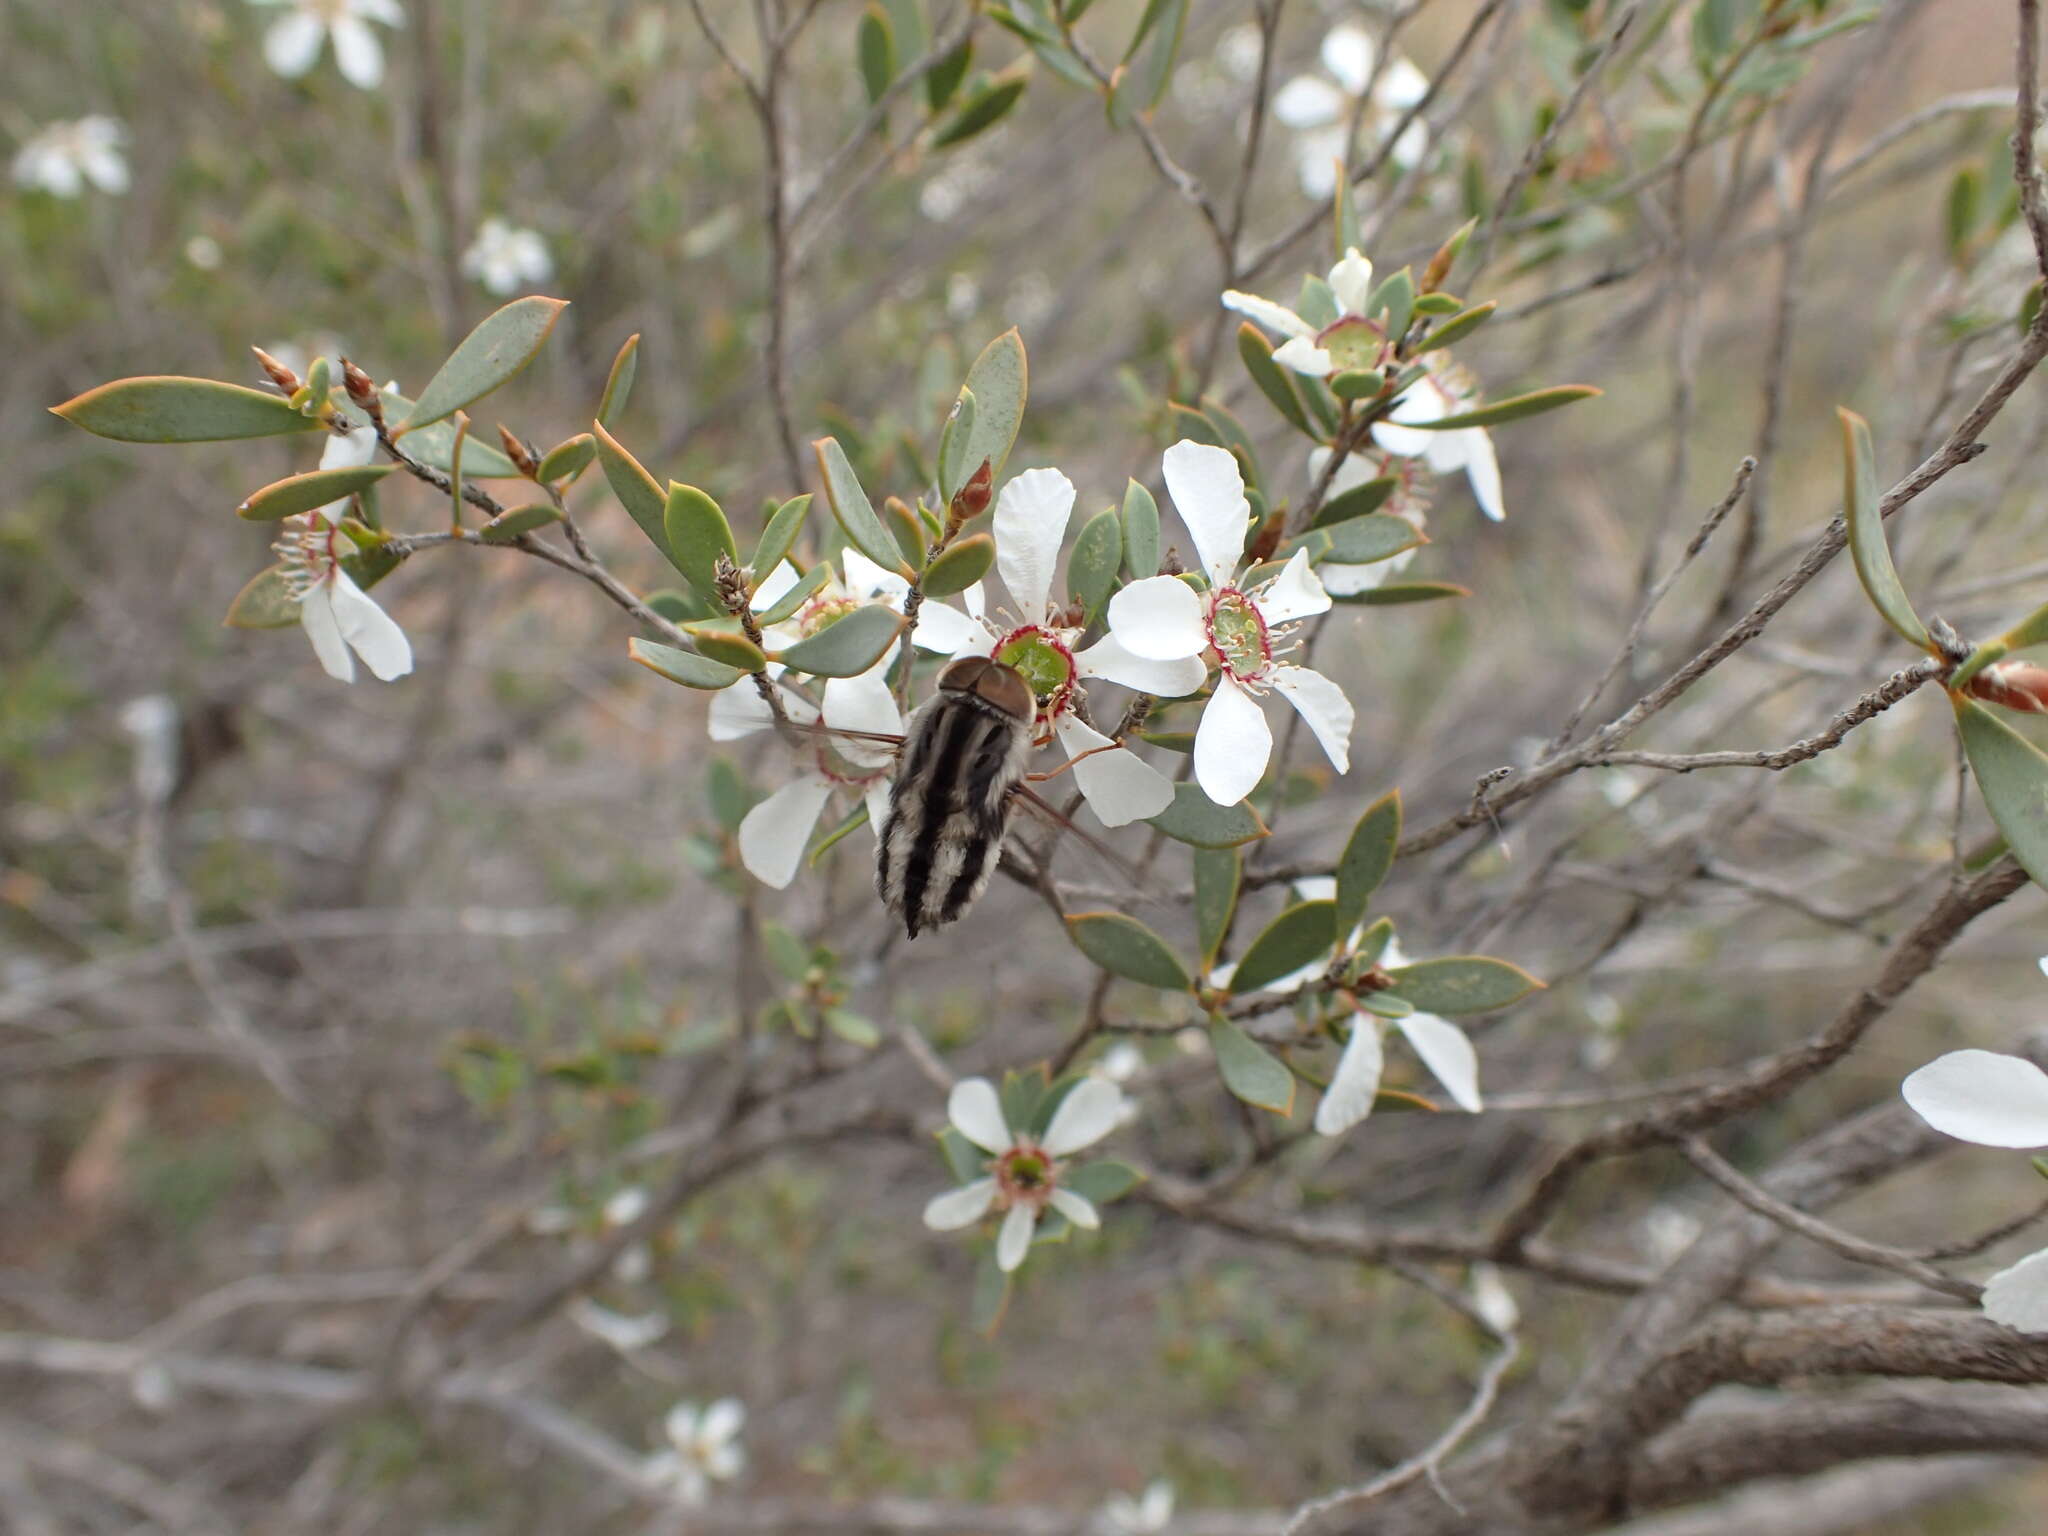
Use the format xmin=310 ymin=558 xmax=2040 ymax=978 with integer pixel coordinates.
xmin=875 ymin=655 xmax=1036 ymax=939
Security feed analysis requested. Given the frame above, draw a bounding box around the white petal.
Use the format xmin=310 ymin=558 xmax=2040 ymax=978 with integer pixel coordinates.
xmin=355 ymin=0 xmax=408 ymax=26
xmin=923 ymin=1176 xmax=998 ymax=1230
xmin=265 ymin=12 xmax=326 ymax=77
xmin=697 ymin=1398 xmax=745 ymax=1448
xmin=1294 ymin=130 xmax=1345 ymax=199
xmin=751 ymin=559 xmax=799 ymax=612
xmin=664 ymin=1403 xmax=702 ymax=1447
xmin=1193 ymin=675 xmax=1272 ymax=806
xmin=320 ymin=425 xmax=378 ymax=470
xmin=330 ymin=16 xmax=385 ymax=87
xmin=1272 ymin=337 xmax=1335 ymax=378
xmin=948 ymin=1077 xmax=1013 ymax=1153
xmin=1315 ymin=1021 xmax=1384 ymax=1135
xmin=1394 ymin=1011 xmax=1481 ymax=1112
xmin=298 ymin=584 xmax=355 ymax=683
xmin=736 ymin=776 xmax=833 ymax=889
xmin=1075 ymin=633 xmax=1208 ymax=698
xmin=822 ymin=668 xmax=902 ymax=766
xmin=1388 ymin=117 xmax=1431 ymax=170
xmin=1105 ymin=575 xmax=1209 ymax=660
xmin=1327 ymin=247 xmax=1375 ymax=317
xmin=702 ymin=1439 xmax=744 ymax=1480
xmin=1162 ymin=441 xmax=1250 ymax=587
xmin=1902 ymin=1050 xmax=2048 ymax=1147
xmin=991 ymin=467 xmax=1075 ymax=618
xmin=1253 ymin=548 xmax=1331 ymax=626
xmin=1423 ymin=425 xmax=1469 ymax=477
xmin=1048 ymin=1186 xmax=1100 ymax=1230
xmin=1054 ymin=715 xmax=1175 ymax=827
xmin=1983 ymin=1248 xmax=2048 ymax=1333
xmin=1271 ymin=75 xmax=1347 ymax=130
xmin=996 ymin=1203 xmax=1038 ymax=1272
xmin=80 ymin=143 xmax=128 ymax=195
xmin=1376 ymin=56 xmax=1431 ymax=110
xmin=1268 ymin=665 xmax=1353 ymax=774
xmin=1320 ymin=24 xmax=1376 ymax=93
xmin=863 ymin=779 xmax=891 ymax=840
xmin=841 ymin=545 xmax=912 ymax=605
xmin=328 ymin=569 xmax=413 ymax=681
xmin=1292 ymin=876 xmax=1337 ymax=901
xmin=910 ymin=599 xmax=981 ymax=654
xmin=1461 ymin=429 xmax=1505 ymax=521
xmin=1469 ymin=1263 xmax=1519 ymax=1334
xmin=1317 ymin=549 xmax=1414 ymax=596
xmin=1042 ymin=1076 xmax=1127 ymax=1155
xmin=1220 ymin=289 xmax=1316 ymax=341
xmin=568 ymin=1300 xmax=669 ymax=1353
xmin=1309 ymin=446 xmax=1380 ymax=498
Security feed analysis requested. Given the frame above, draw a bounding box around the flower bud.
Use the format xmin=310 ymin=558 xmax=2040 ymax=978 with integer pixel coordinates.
xmin=1245 ymin=509 xmax=1286 ymax=566
xmin=252 ymin=346 xmax=300 ymax=396
xmin=1966 ymin=661 xmax=2048 ymax=715
xmin=497 ymin=423 xmax=539 ymax=478
xmin=948 ymin=458 xmax=993 ymax=534
xmin=340 ymin=357 xmax=383 ymax=423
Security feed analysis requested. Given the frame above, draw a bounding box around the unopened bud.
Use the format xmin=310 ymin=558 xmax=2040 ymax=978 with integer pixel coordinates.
xmin=339 ymin=357 xmax=382 ymax=423
xmin=1246 ymin=510 xmax=1286 ymax=566
xmin=712 ymin=553 xmax=750 ymax=616
xmin=252 ymin=346 xmax=300 ymax=396
xmin=1966 ymin=661 xmax=2048 ymax=715
xmin=948 ymin=458 xmax=994 ymax=533
xmin=1354 ymin=965 xmax=1394 ymax=993
xmin=497 ymin=423 xmax=540 ymax=478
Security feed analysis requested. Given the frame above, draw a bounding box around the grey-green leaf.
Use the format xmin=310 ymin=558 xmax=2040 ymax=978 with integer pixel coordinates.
xmin=1228 ymin=900 xmax=1337 ymax=994
xmin=1839 ymin=405 xmax=1929 ymax=649
xmin=1384 ymin=956 xmax=1543 ymax=1015
xmin=1121 ymin=478 xmax=1161 ymax=579
xmin=776 ymin=604 xmax=906 ymax=677
xmin=923 ymin=532 xmax=996 ymax=596
xmin=598 ymin=333 xmax=640 ymax=426
xmin=237 ymin=462 xmax=395 ymax=521
xmin=594 ymin=422 xmax=683 ymax=572
xmin=752 ymin=494 xmax=812 ymax=583
xmin=665 ymin=482 xmax=739 ymax=602
xmin=1209 ymin=1019 xmax=1294 ymax=1115
xmin=1066 ymin=912 xmax=1191 ymax=990
xmin=398 ymin=296 xmax=568 ymax=431
xmin=1068 ymin=508 xmax=1122 ymax=622
xmin=1146 ymin=782 xmax=1270 ymax=846
xmin=54 ymin=377 xmax=325 ymax=443
xmin=223 ymin=565 xmax=302 ymax=630
xmin=815 ymin=436 xmax=915 ymax=578
xmin=1193 ymin=846 xmax=1240 ymax=968
xmin=1955 ymin=697 xmax=2048 ymax=889
xmin=479 ymin=503 xmax=565 ymax=543
xmin=1396 ymin=384 xmax=1601 ymax=432
xmin=957 ymin=330 xmax=1029 ymax=488
xmin=628 ymin=637 xmax=746 ymax=690
xmin=1335 ymin=789 xmax=1401 ymax=938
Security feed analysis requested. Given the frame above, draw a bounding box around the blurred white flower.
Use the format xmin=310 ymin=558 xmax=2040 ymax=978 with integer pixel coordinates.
xmin=1468 ymin=1261 xmax=1519 ymax=1334
xmin=254 ymin=0 xmax=405 ymax=90
xmin=184 ymin=234 xmax=224 ymax=270
xmin=644 ymin=1398 xmax=745 ymax=1503
xmin=568 ymin=1298 xmax=669 ymax=1354
xmin=461 ymin=216 xmax=554 ymax=296
xmin=1305 ymin=446 xmax=1429 ymax=597
xmin=603 ymin=1184 xmax=655 ymax=1285
xmin=1901 ymin=1049 xmax=2048 ymax=1332
xmin=1107 ymin=442 xmax=1350 ymax=807
xmin=1214 ymin=23 xmax=1264 ymax=83
xmin=1099 ymin=1479 xmax=1174 ymax=1535
xmin=272 ymin=430 xmax=412 ymax=685
xmin=1273 ymin=25 xmax=1429 ymax=197
xmin=945 ymin=271 xmax=981 ymax=319
xmin=1316 ymin=938 xmax=1481 ymax=1136
xmin=1642 ymin=1203 xmax=1701 ymax=1265
xmin=1372 ymin=353 xmax=1504 ymax=522
xmin=923 ymin=1077 xmax=1126 ymax=1272
xmin=1096 ymin=1042 xmax=1146 ymax=1084
xmin=13 ymin=116 xmax=129 ymax=198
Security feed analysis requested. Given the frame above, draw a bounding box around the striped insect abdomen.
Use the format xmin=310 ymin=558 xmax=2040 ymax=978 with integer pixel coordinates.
xmin=876 ymin=658 xmax=1034 ymax=938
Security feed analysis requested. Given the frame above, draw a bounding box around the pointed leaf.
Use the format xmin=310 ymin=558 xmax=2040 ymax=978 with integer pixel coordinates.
xmin=776 ymin=604 xmax=906 ymax=677
xmin=923 ymin=532 xmax=996 ymax=596
xmin=1290 ymin=513 xmax=1424 ymax=567
xmin=1237 ymin=323 xmax=1314 ymax=437
xmin=54 ymin=377 xmax=325 ymax=443
xmin=1956 ymin=697 xmax=2048 ymax=889
xmin=1228 ymin=900 xmax=1337 ymax=994
xmin=1193 ymin=846 xmax=1240 ymax=968
xmin=932 ymin=72 xmax=1026 ymax=148
xmin=398 ymin=297 xmax=567 ymax=432
xmin=598 ymin=333 xmax=640 ymax=426
xmin=223 ymin=565 xmax=302 ymax=630
xmin=537 ymin=433 xmax=595 ymax=484
xmin=1121 ymin=478 xmax=1161 ymax=579
xmin=1423 ymin=300 xmax=1496 ymax=351
xmin=665 ymin=482 xmax=739 ymax=601
xmin=237 ymin=462 xmax=395 ymax=521
xmin=752 ymin=494 xmax=812 ymax=583
xmin=1314 ymin=475 xmax=1397 ymax=527
xmin=628 ymin=637 xmax=747 ymax=690
xmin=1209 ymin=1019 xmax=1294 ymax=1115
xmin=958 ymin=330 xmax=1029 ymax=488
xmin=757 ymin=563 xmax=832 ymax=626
xmin=1066 ymin=912 xmax=1192 ymax=990
xmin=1109 ymin=0 xmax=1184 ymax=124
xmin=1398 ymin=384 xmax=1601 ymax=431
xmin=1335 ymin=789 xmax=1401 ymax=937
xmin=1384 ymin=955 xmax=1542 ymax=1015
xmin=1839 ymin=406 xmax=1929 ymax=648
xmin=858 ymin=4 xmax=896 ymax=103
xmin=1146 ymin=782 xmax=1269 ymax=847
xmin=1068 ymin=508 xmax=1123 ymax=622
xmin=938 ymin=387 xmax=978 ymax=500
xmin=479 ymin=503 xmax=565 ymax=543
xmin=594 ymin=422 xmax=682 ymax=571
xmin=815 ymin=437 xmax=915 ymax=578
xmin=926 ymin=37 xmax=974 ymax=112
xmin=1335 ymin=581 xmax=1469 ymax=606
xmin=1064 ymin=1159 xmax=1142 ymax=1203
xmin=347 ymin=389 xmax=517 ymax=477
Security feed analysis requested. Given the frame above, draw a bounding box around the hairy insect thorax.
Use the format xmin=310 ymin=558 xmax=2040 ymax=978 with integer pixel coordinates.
xmin=875 ymin=658 xmax=1034 ymax=939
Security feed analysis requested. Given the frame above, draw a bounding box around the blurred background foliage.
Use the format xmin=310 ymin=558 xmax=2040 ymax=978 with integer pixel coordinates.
xmin=6 ymin=0 xmax=2048 ymax=1529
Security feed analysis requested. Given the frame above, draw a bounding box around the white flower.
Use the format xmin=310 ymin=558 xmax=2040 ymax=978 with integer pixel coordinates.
xmin=1099 ymin=1479 xmax=1175 ymax=1535
xmin=568 ymin=1299 xmax=669 ymax=1354
xmin=185 ymin=235 xmax=224 ymax=270
xmin=931 ymin=467 xmax=1193 ymax=827
xmin=272 ymin=430 xmax=412 ymax=684
xmin=1306 ymin=446 xmax=1430 ymax=597
xmin=1106 ymin=442 xmax=1352 ymax=807
xmin=1468 ymin=1262 xmax=1519 ymax=1334
xmin=1372 ymin=354 xmax=1504 ymax=522
xmin=460 ymin=216 xmax=554 ymax=296
xmin=12 ymin=116 xmax=128 ymax=198
xmin=643 ymin=1398 xmax=745 ymax=1503
xmin=1901 ymin=1049 xmax=2048 ymax=1332
xmin=1095 ymin=1042 xmax=1146 ymax=1084
xmin=1223 ymin=247 xmax=1380 ymax=379
xmin=253 ymin=0 xmax=405 ymax=90
xmin=601 ymin=1184 xmax=654 ymax=1283
xmin=1315 ymin=938 xmax=1480 ymax=1136
xmin=923 ymin=1076 xmax=1126 ymax=1272
xmin=1271 ymin=25 xmax=1429 ymax=197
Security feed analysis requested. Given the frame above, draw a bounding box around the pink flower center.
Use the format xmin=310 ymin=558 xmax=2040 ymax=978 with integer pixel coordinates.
xmin=992 ymin=1137 xmax=1060 ymax=1213
xmin=992 ymin=624 xmax=1078 ymax=726
xmin=1204 ymin=588 xmax=1271 ymax=683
